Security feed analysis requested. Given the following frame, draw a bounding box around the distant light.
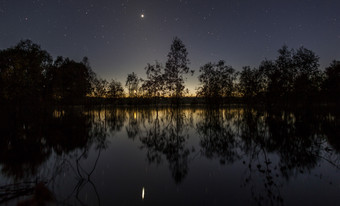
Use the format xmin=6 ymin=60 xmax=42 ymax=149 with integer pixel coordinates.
xmin=142 ymin=187 xmax=145 ymax=200
xmin=141 ymin=14 xmax=145 ymax=18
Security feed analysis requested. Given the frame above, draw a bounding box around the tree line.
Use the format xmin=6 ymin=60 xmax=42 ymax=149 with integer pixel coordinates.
xmin=0 ymin=40 xmax=124 ymax=105
xmin=0 ymin=38 xmax=339 ymax=105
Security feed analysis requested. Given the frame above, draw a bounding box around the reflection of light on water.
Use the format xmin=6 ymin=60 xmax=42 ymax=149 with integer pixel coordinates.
xmin=142 ymin=187 xmax=145 ymax=200
xmin=134 ymin=112 xmax=137 ymax=120
xmin=53 ymin=110 xmax=65 ymax=118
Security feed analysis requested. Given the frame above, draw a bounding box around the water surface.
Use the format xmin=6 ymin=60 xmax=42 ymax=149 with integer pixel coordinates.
xmin=0 ymin=106 xmax=339 ymax=205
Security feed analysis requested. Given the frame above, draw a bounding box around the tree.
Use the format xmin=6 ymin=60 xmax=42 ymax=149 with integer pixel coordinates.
xmin=275 ymin=45 xmax=295 ymax=98
xmin=197 ymin=62 xmax=217 ymax=98
xmin=125 ymin=72 xmax=139 ymax=97
xmin=197 ymin=60 xmax=236 ymax=101
xmin=292 ymin=47 xmax=321 ymax=101
xmin=0 ymin=40 xmax=52 ymax=104
xmin=107 ymin=79 xmax=124 ymax=99
xmin=47 ymin=57 xmax=93 ymax=103
xmin=92 ymin=77 xmax=108 ymax=98
xmin=260 ymin=59 xmax=282 ymax=102
xmin=238 ymin=66 xmax=264 ymax=99
xmin=261 ymin=45 xmax=321 ymax=104
xmin=140 ymin=62 xmax=165 ymax=98
xmin=322 ymin=60 xmax=340 ymax=103
xmin=164 ymin=37 xmax=193 ymax=99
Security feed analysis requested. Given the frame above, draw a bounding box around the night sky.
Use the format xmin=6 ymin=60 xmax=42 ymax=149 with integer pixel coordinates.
xmin=1 ymin=0 xmax=339 ymax=93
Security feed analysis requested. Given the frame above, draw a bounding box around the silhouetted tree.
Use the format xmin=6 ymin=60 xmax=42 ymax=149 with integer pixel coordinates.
xmin=107 ymin=79 xmax=124 ymax=99
xmin=322 ymin=60 xmax=340 ymax=104
xmin=92 ymin=77 xmax=108 ymax=98
xmin=276 ymin=45 xmax=295 ymax=96
xmin=47 ymin=57 xmax=93 ymax=103
xmin=125 ymin=72 xmax=139 ymax=97
xmin=164 ymin=37 xmax=193 ymax=101
xmin=197 ymin=60 xmax=236 ymax=102
xmin=261 ymin=45 xmax=321 ymax=104
xmin=197 ymin=62 xmax=217 ymax=98
xmin=260 ymin=46 xmax=296 ymax=103
xmin=238 ymin=66 xmax=265 ymax=100
xmin=260 ymin=59 xmax=281 ymax=103
xmin=0 ymin=40 xmax=52 ymax=104
xmin=0 ymin=40 xmax=336 ymax=106
xmin=140 ymin=62 xmax=165 ymax=98
xmin=292 ymin=47 xmax=321 ymax=102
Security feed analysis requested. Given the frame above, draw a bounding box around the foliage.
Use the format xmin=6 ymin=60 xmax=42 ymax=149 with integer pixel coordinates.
xmin=164 ymin=37 xmax=193 ymax=99
xmin=0 ymin=40 xmax=52 ymax=104
xmin=197 ymin=60 xmax=236 ymax=100
xmin=292 ymin=47 xmax=321 ymax=100
xmin=0 ymin=39 xmax=338 ymax=106
xmin=107 ymin=79 xmax=124 ymax=98
xmin=92 ymin=77 xmax=108 ymax=98
xmin=47 ymin=56 xmax=93 ymax=102
xmin=0 ymin=40 xmax=97 ymax=104
xmin=238 ymin=66 xmax=264 ymax=99
xmin=322 ymin=60 xmax=340 ymax=103
xmin=140 ymin=62 xmax=165 ymax=97
xmin=259 ymin=46 xmax=321 ymax=103
xmin=125 ymin=72 xmax=139 ymax=97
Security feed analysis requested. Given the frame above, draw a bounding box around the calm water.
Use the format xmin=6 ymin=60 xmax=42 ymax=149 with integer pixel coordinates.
xmin=0 ymin=106 xmax=339 ymax=205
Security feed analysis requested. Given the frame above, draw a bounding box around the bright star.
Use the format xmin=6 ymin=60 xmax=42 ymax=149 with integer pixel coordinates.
xmin=141 ymin=14 xmax=145 ymax=18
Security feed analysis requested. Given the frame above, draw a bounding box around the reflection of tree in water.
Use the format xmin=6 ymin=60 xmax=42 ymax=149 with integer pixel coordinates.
xmin=58 ymin=143 xmax=104 ymax=206
xmin=0 ymin=107 xmax=53 ymax=180
xmin=240 ymin=108 xmax=340 ymax=205
xmin=195 ymin=107 xmax=283 ymax=205
xmin=0 ymin=106 xmax=111 ymax=205
xmin=1 ymin=106 xmax=339 ymax=205
xmin=318 ymin=111 xmax=340 ymax=171
xmin=105 ymin=107 xmax=126 ymax=134
xmin=320 ymin=110 xmax=340 ymax=153
xmin=237 ymin=108 xmax=284 ymax=205
xmin=195 ymin=106 xmax=340 ymax=206
xmin=47 ymin=108 xmax=95 ymax=155
xmin=196 ymin=108 xmax=240 ymax=164
xmin=265 ymin=110 xmax=322 ymax=179
xmin=136 ymin=108 xmax=193 ymax=183
xmin=125 ymin=109 xmax=142 ymax=140
xmin=55 ymin=107 xmax=128 ymax=205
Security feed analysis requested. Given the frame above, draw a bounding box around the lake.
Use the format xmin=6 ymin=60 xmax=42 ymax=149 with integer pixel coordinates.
xmin=0 ymin=106 xmax=339 ymax=205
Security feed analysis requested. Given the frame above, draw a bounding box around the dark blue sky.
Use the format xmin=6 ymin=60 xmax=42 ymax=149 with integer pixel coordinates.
xmin=1 ymin=0 xmax=339 ymax=92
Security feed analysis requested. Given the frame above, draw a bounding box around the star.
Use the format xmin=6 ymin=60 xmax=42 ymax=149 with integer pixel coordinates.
xmin=141 ymin=14 xmax=145 ymax=19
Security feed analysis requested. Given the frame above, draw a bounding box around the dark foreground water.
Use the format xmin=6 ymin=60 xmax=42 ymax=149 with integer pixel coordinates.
xmin=0 ymin=106 xmax=339 ymax=206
